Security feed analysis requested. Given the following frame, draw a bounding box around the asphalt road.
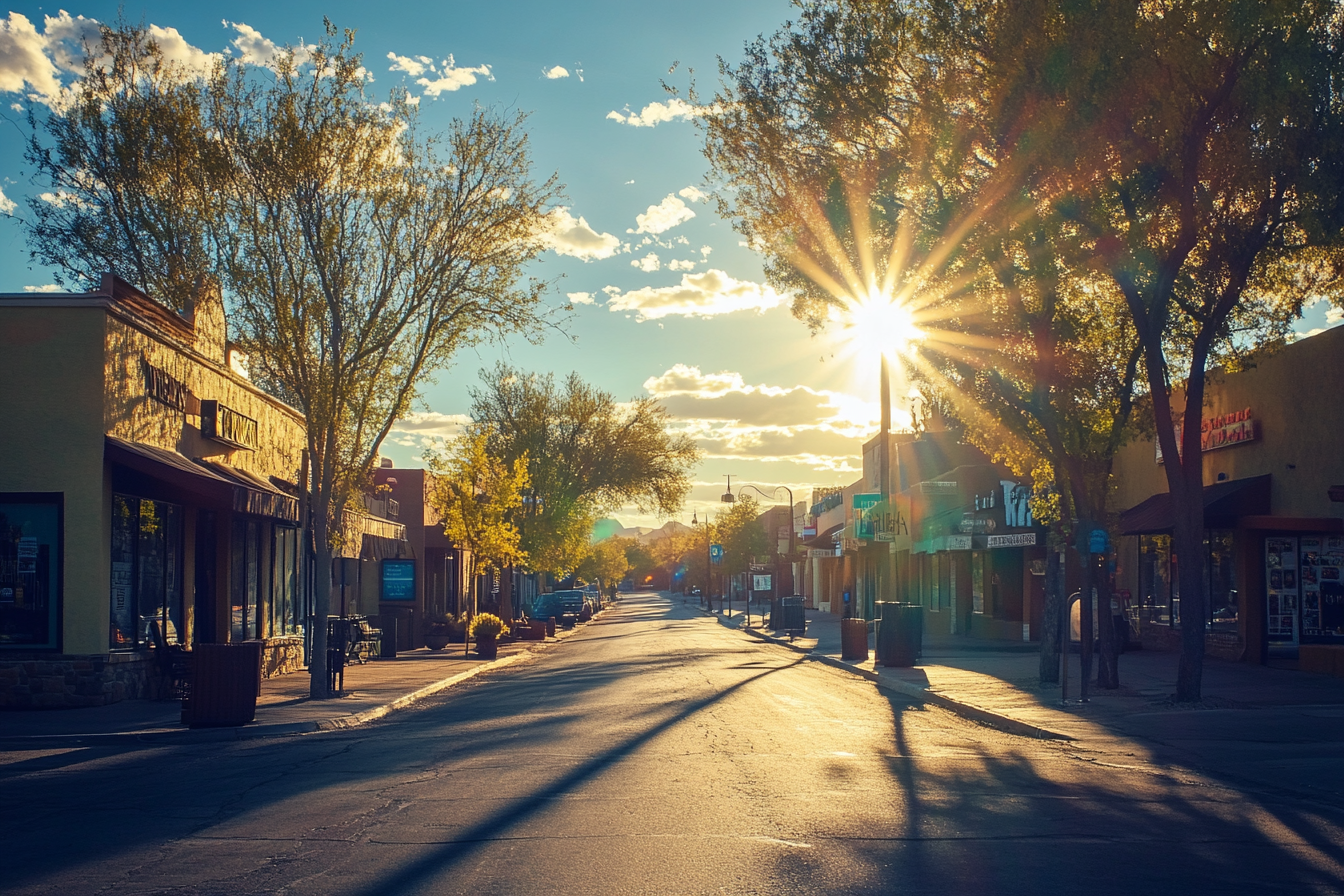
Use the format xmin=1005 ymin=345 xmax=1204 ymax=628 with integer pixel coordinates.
xmin=4 ymin=593 xmax=1343 ymax=895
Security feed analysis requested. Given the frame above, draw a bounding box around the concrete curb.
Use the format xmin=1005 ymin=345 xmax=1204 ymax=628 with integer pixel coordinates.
xmin=721 ymin=614 xmax=1072 ymax=741
xmin=0 ymin=638 xmax=549 ymax=749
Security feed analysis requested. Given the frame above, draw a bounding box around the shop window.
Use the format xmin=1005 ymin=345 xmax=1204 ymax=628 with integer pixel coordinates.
xmin=1206 ymin=530 xmax=1237 ymax=633
xmin=271 ymin=526 xmax=302 ymax=637
xmin=971 ymin=552 xmax=985 ymax=614
xmin=1138 ymin=535 xmax=1172 ymax=626
xmin=110 ymin=495 xmax=184 ymax=650
xmin=230 ymin=518 xmax=263 ymax=642
xmin=0 ymin=494 xmax=62 ymax=650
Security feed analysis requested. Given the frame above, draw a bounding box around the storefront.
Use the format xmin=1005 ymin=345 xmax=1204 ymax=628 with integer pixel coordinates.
xmin=0 ymin=275 xmax=309 ymax=706
xmin=1113 ymin=324 xmax=1344 ymax=664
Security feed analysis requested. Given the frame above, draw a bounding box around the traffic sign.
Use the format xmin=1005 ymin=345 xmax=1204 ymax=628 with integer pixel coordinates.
xmin=710 ymin=544 xmax=724 ymax=563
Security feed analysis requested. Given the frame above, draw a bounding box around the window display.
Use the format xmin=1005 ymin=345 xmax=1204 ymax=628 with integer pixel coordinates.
xmin=0 ymin=495 xmax=62 ymax=650
xmin=109 ymin=495 xmax=183 ymax=650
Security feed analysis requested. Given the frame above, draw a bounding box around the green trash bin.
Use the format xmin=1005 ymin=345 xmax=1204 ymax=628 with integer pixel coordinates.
xmin=779 ymin=596 xmax=806 ymax=635
xmin=187 ymin=642 xmax=262 ymax=727
xmin=876 ymin=602 xmax=922 ymax=667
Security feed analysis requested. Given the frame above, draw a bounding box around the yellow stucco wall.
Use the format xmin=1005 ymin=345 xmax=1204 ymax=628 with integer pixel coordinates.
xmin=0 ymin=305 xmax=110 ymax=654
xmin=1113 ymin=325 xmax=1344 ymax=519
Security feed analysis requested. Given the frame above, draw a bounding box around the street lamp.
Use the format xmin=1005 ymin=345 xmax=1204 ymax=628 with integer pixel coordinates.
xmin=723 ymin=482 xmax=796 ymax=626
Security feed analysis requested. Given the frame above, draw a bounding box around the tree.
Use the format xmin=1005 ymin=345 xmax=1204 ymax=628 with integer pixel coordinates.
xmin=717 ymin=495 xmax=770 ymax=580
xmin=427 ymin=426 xmax=531 ymax=605
xmin=700 ymin=0 xmax=1143 ymax=689
xmin=26 ymin=22 xmax=560 ymax=698
xmin=467 ymin=364 xmax=701 ymax=577
xmin=577 ymin=538 xmax=634 ymax=596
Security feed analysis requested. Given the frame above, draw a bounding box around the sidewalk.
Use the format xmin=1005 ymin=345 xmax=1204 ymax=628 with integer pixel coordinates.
xmin=1 ymin=628 xmax=579 ymax=746
xmin=707 ymin=603 xmax=1344 ymax=797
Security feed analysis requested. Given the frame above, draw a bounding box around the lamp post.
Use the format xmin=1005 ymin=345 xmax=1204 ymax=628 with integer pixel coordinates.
xmin=723 ymin=482 xmax=795 ymax=626
xmin=692 ymin=508 xmax=713 ymax=613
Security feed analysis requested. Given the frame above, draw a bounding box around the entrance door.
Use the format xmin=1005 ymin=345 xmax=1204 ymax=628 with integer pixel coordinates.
xmin=1265 ymin=536 xmax=1299 ymax=645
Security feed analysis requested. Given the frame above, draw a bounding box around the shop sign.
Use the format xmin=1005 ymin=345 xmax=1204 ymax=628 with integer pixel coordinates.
xmin=141 ymin=357 xmax=189 ymax=412
xmin=841 ymin=537 xmax=867 ymax=551
xmin=876 ymin=532 xmax=896 ymax=542
xmin=802 ymin=525 xmax=817 ymax=538
xmin=938 ymin=535 xmax=973 ymax=551
xmin=807 ymin=548 xmax=834 ymax=559
xmin=381 ymin=558 xmax=416 ymax=601
xmin=958 ymin=517 xmax=997 ymax=534
xmin=852 ymin=493 xmax=882 ymax=539
xmin=987 ymin=532 xmax=1037 ymax=548
xmin=201 ymin=400 xmax=259 ymax=450
xmin=1002 ymin=480 xmax=1034 ymax=527
xmin=1157 ymin=408 xmax=1257 ymax=463
xmin=920 ymin=481 xmax=958 ymax=494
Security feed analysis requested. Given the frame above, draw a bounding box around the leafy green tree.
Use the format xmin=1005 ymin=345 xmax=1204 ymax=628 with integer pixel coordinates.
xmin=25 ymin=22 xmax=559 ymax=697
xmin=717 ymin=495 xmax=770 ymax=580
xmin=427 ymin=425 xmax=530 ymax=582
xmin=577 ymin=537 xmax=634 ymax=596
xmin=468 ymin=365 xmax=701 ymax=576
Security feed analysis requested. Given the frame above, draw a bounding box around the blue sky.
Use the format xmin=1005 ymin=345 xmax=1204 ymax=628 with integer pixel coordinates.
xmin=3 ymin=3 xmax=1340 ymax=529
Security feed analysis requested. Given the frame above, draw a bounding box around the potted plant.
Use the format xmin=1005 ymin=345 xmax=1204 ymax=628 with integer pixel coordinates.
xmin=469 ymin=612 xmax=505 ymax=659
xmin=425 ymin=614 xmax=454 ymax=651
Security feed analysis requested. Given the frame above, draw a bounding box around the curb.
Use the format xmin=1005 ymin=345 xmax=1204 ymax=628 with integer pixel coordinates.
xmin=722 ymin=614 xmax=1072 ymax=741
xmin=0 ymin=641 xmax=546 ymax=749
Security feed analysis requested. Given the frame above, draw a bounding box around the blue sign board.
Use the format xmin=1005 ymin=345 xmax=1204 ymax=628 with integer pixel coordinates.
xmin=381 ymin=559 xmax=416 ymax=601
xmin=710 ymin=544 xmax=724 ymax=564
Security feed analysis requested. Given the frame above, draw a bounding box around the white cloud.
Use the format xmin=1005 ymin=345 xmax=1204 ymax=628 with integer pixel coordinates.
xmin=0 ymin=11 xmax=99 ymax=107
xmin=388 ymin=53 xmax=432 ymax=77
xmin=225 ymin=21 xmax=309 ymax=70
xmin=542 ymin=207 xmax=625 ymax=261
xmin=151 ymin=24 xmax=219 ymax=75
xmin=642 ymin=364 xmax=887 ymax=471
xmin=0 ymin=186 xmax=15 ymax=216
xmin=1328 ymin=305 xmax=1343 ymax=325
xmin=631 ymin=193 xmax=695 ymax=235
xmin=632 ymin=252 xmax=661 ymax=273
xmin=678 ymin=185 xmax=707 ymax=203
xmin=543 ymin=65 xmax=569 ymax=79
xmin=22 ymin=284 xmax=60 ymax=292
xmin=604 ymin=270 xmax=788 ymax=321
xmin=700 ymin=245 xmax=712 ymax=258
xmin=668 ymin=259 xmax=697 ymax=272
xmin=416 ymin=55 xmax=492 ymax=96
xmin=606 ymin=97 xmax=705 ymax=127
xmin=567 ymin=291 xmax=595 ymax=305
xmin=392 ymin=412 xmax=472 ymax=440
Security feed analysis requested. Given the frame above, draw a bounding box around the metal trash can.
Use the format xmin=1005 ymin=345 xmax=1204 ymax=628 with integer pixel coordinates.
xmin=875 ymin=602 xmax=922 ymax=667
xmin=841 ymin=616 xmax=870 ymax=660
xmin=187 ymin=641 xmax=262 ymax=727
xmin=379 ymin=616 xmax=398 ymax=658
xmin=779 ymin=596 xmax=806 ymax=635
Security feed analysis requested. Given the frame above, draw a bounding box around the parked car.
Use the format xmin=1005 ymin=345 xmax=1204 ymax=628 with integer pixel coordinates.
xmin=529 ymin=592 xmax=563 ymax=622
xmin=550 ymin=589 xmax=585 ymax=623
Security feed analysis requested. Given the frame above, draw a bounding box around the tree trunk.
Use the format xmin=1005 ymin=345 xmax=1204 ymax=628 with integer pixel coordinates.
xmin=1039 ymin=548 xmax=1063 ymax=683
xmin=1095 ymin=551 xmax=1120 ymax=689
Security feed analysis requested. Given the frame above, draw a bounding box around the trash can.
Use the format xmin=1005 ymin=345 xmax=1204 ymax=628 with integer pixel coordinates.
xmin=379 ymin=616 xmax=398 ymax=658
xmin=875 ymin=602 xmax=922 ymax=667
xmin=841 ymin=616 xmax=870 ymax=661
xmin=187 ymin=641 xmax=262 ymax=727
xmin=779 ymin=596 xmax=806 ymax=635
xmin=768 ymin=599 xmax=780 ymax=629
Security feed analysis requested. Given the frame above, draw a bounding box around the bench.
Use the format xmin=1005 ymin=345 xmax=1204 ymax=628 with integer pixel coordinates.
xmin=346 ymin=617 xmax=383 ymax=664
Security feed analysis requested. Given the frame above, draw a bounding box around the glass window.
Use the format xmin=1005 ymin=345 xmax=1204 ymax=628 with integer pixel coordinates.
xmin=971 ymin=552 xmax=985 ymax=614
xmin=1138 ymin=535 xmax=1172 ymax=626
xmin=230 ymin=518 xmax=265 ymax=642
xmin=272 ymin=526 xmax=301 ymax=637
xmin=109 ymin=495 xmax=183 ymax=650
xmin=0 ymin=495 xmax=62 ymax=650
xmin=1206 ymin=530 xmax=1237 ymax=632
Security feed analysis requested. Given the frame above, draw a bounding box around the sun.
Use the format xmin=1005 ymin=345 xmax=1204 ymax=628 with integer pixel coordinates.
xmin=836 ymin=292 xmax=924 ymax=366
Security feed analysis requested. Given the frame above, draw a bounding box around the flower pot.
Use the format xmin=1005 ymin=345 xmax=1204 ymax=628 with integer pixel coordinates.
xmin=475 ymin=635 xmax=499 ymax=660
xmin=425 ymin=632 xmax=451 ymax=651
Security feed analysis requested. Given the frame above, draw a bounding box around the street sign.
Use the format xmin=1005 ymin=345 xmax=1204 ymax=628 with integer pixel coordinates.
xmin=710 ymin=544 xmax=724 ymax=563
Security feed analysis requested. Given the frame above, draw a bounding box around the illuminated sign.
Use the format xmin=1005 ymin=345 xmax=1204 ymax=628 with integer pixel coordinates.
xmin=200 ymin=400 xmax=259 ymax=450
xmin=1157 ymin=408 xmax=1257 ymax=463
xmin=986 ymin=533 xmax=1037 ymax=548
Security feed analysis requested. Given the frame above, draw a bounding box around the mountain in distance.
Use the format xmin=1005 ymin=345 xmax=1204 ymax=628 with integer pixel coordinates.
xmin=591 ymin=518 xmax=692 ymax=544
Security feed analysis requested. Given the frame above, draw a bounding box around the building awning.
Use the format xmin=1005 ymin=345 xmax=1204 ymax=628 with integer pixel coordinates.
xmin=800 ymin=522 xmax=843 ymax=548
xmin=1119 ymin=474 xmax=1272 ymax=535
xmin=196 ymin=459 xmax=300 ymax=523
xmin=105 ymin=436 xmax=300 ymax=523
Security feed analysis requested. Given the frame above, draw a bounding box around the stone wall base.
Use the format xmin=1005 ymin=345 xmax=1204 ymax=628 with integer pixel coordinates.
xmin=0 ymin=652 xmax=164 ymax=708
xmin=261 ymin=637 xmax=304 ymax=679
xmin=1137 ymin=621 xmax=1244 ymax=662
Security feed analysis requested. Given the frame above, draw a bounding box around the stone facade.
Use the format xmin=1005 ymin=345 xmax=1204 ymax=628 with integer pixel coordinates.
xmin=0 ymin=652 xmax=162 ymax=708
xmin=261 ymin=637 xmax=305 ymax=679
